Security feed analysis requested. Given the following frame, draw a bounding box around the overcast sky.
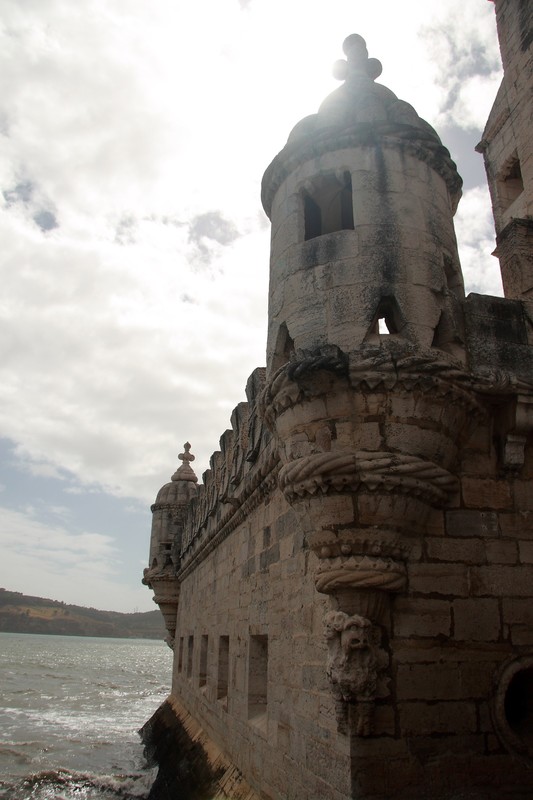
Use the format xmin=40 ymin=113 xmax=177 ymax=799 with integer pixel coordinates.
xmin=0 ymin=0 xmax=503 ymax=612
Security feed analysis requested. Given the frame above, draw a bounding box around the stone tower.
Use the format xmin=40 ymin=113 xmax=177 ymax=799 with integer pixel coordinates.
xmin=144 ymin=19 xmax=533 ymax=800
xmin=477 ymin=0 xmax=533 ymax=301
xmin=261 ymin=35 xmax=473 ymax=657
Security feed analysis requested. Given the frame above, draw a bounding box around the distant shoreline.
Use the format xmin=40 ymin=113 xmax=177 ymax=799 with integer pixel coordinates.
xmin=0 ymin=588 xmax=166 ymax=640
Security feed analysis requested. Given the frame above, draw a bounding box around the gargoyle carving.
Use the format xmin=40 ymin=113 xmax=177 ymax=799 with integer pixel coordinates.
xmin=324 ymin=610 xmax=384 ymax=736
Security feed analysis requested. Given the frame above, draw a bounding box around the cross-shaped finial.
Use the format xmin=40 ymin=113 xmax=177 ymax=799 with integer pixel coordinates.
xmin=333 ymin=34 xmax=382 ymax=83
xmin=178 ymin=442 xmax=195 ymax=465
xmin=171 ymin=441 xmax=197 ymax=483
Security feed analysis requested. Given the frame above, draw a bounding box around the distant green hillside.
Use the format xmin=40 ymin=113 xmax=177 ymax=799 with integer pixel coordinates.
xmin=0 ymin=588 xmax=166 ymax=640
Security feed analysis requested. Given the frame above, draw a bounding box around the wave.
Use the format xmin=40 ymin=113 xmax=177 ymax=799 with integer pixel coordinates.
xmin=0 ymin=745 xmax=33 ymax=764
xmin=0 ymin=767 xmax=156 ymax=800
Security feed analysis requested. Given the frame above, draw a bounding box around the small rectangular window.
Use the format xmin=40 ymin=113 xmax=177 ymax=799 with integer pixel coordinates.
xmin=304 ymin=193 xmax=322 ymax=240
xmin=199 ymin=635 xmax=208 ymax=688
xmin=248 ymin=634 xmax=268 ymax=722
xmin=178 ymin=637 xmax=184 ymax=673
xmin=303 ymin=171 xmax=354 ymax=241
xmin=217 ymin=636 xmax=230 ymax=702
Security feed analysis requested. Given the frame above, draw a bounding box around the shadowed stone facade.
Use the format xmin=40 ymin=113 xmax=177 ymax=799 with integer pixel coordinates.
xmin=143 ymin=5 xmax=533 ymax=798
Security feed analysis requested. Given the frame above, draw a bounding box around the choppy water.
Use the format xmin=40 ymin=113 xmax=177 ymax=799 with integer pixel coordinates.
xmin=0 ymin=632 xmax=172 ymax=799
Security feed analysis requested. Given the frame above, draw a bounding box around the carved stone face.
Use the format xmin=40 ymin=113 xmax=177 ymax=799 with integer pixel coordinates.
xmin=341 ymin=622 xmax=370 ymax=653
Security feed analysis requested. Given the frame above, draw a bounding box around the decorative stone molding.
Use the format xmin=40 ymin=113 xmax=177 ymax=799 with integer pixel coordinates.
xmin=324 ymin=610 xmax=387 ymax=736
xmin=261 ymin=123 xmax=463 ymax=219
xmin=261 ymin=344 xmax=491 ymax=429
xmin=315 ymin=554 xmax=406 ymax=595
xmin=261 ymin=346 xmax=347 ymax=426
xmin=279 ymin=451 xmax=457 ymax=506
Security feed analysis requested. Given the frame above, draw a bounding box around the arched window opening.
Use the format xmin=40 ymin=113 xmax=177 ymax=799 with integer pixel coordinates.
xmin=365 ymin=296 xmax=403 ymax=341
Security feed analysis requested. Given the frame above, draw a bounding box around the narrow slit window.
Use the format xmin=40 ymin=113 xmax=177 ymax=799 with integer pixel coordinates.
xmin=199 ymin=635 xmax=208 ymax=688
xmin=217 ymin=636 xmax=229 ymax=702
xmin=304 ymin=194 xmax=322 ymax=240
xmin=303 ymin=172 xmax=354 ymax=241
xmin=248 ymin=635 xmax=268 ymax=721
xmin=178 ymin=637 xmax=184 ymax=673
xmin=187 ymin=635 xmax=194 ymax=679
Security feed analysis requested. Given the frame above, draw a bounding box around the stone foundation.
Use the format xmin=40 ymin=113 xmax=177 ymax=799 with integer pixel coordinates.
xmin=141 ymin=697 xmax=259 ymax=800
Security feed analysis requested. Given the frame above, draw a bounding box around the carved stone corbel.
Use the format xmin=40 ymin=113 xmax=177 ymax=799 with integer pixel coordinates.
xmin=261 ymin=346 xmax=483 ymax=735
xmin=324 ymin=610 xmax=388 ymax=736
xmin=143 ymin=569 xmax=180 ymax=649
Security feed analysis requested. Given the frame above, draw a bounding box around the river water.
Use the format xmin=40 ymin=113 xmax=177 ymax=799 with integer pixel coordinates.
xmin=0 ymin=632 xmax=172 ymax=799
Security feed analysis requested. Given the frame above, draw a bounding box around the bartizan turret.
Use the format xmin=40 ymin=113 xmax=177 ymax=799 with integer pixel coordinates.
xmin=143 ymin=443 xmax=197 ymax=647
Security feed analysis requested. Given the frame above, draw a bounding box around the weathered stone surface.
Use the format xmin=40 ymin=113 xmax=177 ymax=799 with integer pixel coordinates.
xmin=393 ymin=597 xmax=452 ymax=638
xmin=453 ymin=598 xmax=501 ymax=642
xmin=445 ymin=509 xmax=500 ymax=537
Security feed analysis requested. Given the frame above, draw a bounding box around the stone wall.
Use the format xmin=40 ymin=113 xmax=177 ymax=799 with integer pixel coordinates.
xmin=147 ymin=340 xmax=533 ymax=798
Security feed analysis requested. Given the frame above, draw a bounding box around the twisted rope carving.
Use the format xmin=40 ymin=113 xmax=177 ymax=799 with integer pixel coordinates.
xmin=315 ymin=555 xmax=406 ymax=594
xmin=279 ymin=451 xmax=456 ymax=504
xmin=287 ymin=350 xmax=348 ymax=381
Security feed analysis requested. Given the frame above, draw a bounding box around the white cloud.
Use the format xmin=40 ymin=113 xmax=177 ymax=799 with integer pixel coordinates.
xmin=418 ymin=0 xmax=501 ymax=129
xmin=455 ymin=185 xmax=503 ymax=297
xmin=0 ymin=0 xmax=507 ymax=609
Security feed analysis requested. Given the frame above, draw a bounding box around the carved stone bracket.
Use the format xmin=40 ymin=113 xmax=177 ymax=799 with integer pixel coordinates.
xmin=143 ymin=570 xmax=180 ymax=649
xmin=324 ymin=610 xmax=388 ymax=736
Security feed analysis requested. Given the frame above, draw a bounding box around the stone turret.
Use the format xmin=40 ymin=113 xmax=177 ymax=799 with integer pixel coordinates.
xmin=260 ymin=38 xmax=481 ymax=714
xmin=143 ymin=443 xmax=197 ymax=647
xmin=262 ymin=33 xmax=465 ymax=372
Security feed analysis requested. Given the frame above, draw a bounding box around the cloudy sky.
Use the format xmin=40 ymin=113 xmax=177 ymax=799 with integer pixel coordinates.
xmin=0 ymin=0 xmax=504 ymax=612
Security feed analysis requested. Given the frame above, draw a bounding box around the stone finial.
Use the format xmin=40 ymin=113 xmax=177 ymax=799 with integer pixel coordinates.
xmin=171 ymin=442 xmax=198 ymax=483
xmin=332 ymin=34 xmax=382 ymax=82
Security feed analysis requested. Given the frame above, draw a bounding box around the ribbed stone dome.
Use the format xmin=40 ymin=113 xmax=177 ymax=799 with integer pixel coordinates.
xmin=261 ymin=34 xmax=462 ymax=217
xmin=287 ymin=34 xmax=440 ymax=144
xmin=153 ymin=443 xmax=197 ymax=507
